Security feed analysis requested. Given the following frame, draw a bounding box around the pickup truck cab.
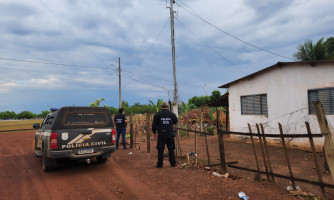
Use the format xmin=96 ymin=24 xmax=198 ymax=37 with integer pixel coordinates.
xmin=33 ymin=106 xmax=116 ymax=171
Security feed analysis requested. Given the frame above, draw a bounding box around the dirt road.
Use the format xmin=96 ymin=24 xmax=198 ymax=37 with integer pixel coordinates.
xmin=0 ymin=131 xmax=295 ymax=200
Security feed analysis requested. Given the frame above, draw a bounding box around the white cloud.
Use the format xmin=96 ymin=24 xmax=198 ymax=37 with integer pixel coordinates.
xmin=0 ymin=0 xmax=333 ymax=112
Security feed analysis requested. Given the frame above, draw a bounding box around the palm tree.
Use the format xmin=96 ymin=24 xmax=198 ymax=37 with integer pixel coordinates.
xmin=89 ymin=98 xmax=105 ymax=107
xmin=294 ymin=38 xmax=326 ymax=61
xmin=293 ymin=38 xmax=334 ymax=61
xmin=149 ymin=99 xmax=163 ymax=113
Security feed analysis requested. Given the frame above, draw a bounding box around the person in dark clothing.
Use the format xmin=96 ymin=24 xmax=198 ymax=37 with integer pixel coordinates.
xmin=152 ymin=101 xmax=178 ymax=168
xmin=114 ymin=108 xmax=128 ymax=150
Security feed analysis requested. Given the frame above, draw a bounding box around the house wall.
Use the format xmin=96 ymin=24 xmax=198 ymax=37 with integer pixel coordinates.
xmin=228 ymin=63 xmax=334 ymax=147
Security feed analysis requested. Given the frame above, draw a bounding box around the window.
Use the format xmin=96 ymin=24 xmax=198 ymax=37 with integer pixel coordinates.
xmin=64 ymin=112 xmax=108 ymax=125
xmin=241 ymin=94 xmax=268 ymax=115
xmin=308 ymin=87 xmax=334 ymax=114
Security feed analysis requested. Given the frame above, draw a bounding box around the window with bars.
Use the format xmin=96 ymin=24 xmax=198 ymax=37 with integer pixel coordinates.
xmin=241 ymin=94 xmax=268 ymax=115
xmin=308 ymin=87 xmax=334 ymax=114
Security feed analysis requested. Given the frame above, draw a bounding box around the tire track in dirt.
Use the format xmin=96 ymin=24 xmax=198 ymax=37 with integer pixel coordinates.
xmin=110 ymin=151 xmax=191 ymax=200
xmin=108 ymin=158 xmax=162 ymax=200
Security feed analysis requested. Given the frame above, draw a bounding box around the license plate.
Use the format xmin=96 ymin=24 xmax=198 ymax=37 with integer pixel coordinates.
xmin=78 ymin=148 xmax=94 ymax=155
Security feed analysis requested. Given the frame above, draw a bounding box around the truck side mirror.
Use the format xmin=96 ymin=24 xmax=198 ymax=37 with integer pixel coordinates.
xmin=33 ymin=123 xmax=40 ymax=129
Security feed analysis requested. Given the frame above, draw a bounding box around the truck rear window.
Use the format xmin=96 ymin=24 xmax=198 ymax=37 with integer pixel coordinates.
xmin=63 ymin=112 xmax=108 ymax=125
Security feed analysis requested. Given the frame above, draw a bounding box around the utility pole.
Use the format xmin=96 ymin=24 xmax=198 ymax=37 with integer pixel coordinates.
xmin=169 ymin=0 xmax=178 ymax=116
xmin=205 ymin=83 xmax=207 ymax=96
xmin=118 ymin=57 xmax=121 ymax=108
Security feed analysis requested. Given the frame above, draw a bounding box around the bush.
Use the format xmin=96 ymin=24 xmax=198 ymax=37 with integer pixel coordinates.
xmin=206 ymin=127 xmax=214 ymax=135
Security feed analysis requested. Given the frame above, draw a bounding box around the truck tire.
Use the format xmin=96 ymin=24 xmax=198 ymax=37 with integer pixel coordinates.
xmin=43 ymin=155 xmax=57 ymax=172
xmin=42 ymin=147 xmax=57 ymax=172
xmin=97 ymin=156 xmax=108 ymax=164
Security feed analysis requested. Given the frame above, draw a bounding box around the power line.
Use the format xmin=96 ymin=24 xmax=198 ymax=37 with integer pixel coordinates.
xmin=38 ymin=0 xmax=113 ymax=68
xmin=143 ymin=17 xmax=170 ymax=58
xmin=176 ymin=0 xmax=294 ymax=61
xmin=175 ymin=18 xmax=247 ymax=74
xmin=0 ymin=57 xmax=110 ymax=70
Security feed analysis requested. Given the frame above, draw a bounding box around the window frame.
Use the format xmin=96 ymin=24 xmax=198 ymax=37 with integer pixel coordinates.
xmin=308 ymin=87 xmax=334 ymax=115
xmin=240 ymin=93 xmax=268 ymax=115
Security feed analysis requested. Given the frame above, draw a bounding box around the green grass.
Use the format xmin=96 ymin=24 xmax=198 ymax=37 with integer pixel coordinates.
xmin=0 ymin=119 xmax=43 ymax=131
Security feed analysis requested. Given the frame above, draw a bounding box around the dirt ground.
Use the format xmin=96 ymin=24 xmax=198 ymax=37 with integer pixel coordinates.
xmin=0 ymin=131 xmax=332 ymax=200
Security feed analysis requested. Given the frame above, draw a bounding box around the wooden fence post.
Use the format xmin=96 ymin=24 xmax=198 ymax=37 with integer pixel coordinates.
xmin=305 ymin=121 xmax=325 ymax=195
xmin=187 ymin=112 xmax=190 ymax=138
xmin=204 ymin=128 xmax=211 ymax=166
xmin=248 ymin=123 xmax=262 ymax=182
xmin=130 ymin=112 xmax=133 ymax=148
xmin=260 ymin=123 xmax=274 ymax=181
xmin=313 ymin=101 xmax=334 ymax=182
xmin=146 ymin=113 xmax=151 ymax=153
xmin=217 ymin=121 xmax=227 ymax=173
xmin=278 ymin=123 xmax=296 ymax=190
xmin=194 ymin=127 xmax=197 ymax=154
xmin=256 ymin=124 xmax=270 ymax=181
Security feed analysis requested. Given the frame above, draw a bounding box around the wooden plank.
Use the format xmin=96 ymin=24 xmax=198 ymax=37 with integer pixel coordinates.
xmin=256 ymin=124 xmax=270 ymax=181
xmin=260 ymin=123 xmax=275 ymax=181
xmin=313 ymin=101 xmax=334 ymax=182
xmin=278 ymin=123 xmax=296 ymax=190
xmin=129 ymin=113 xmax=133 ymax=148
xmin=146 ymin=113 xmax=150 ymax=153
xmin=305 ymin=121 xmax=325 ymax=195
xmin=248 ymin=123 xmax=262 ymax=182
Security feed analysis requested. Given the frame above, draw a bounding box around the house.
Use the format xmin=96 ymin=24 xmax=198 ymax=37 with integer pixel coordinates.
xmin=219 ymin=61 xmax=334 ymax=147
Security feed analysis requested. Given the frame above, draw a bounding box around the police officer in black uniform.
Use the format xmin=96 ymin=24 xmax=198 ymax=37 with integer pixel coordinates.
xmin=114 ymin=108 xmax=128 ymax=150
xmin=152 ymin=101 xmax=178 ymax=168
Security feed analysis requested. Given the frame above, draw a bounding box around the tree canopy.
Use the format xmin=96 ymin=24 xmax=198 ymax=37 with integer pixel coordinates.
xmin=293 ymin=37 xmax=334 ymax=61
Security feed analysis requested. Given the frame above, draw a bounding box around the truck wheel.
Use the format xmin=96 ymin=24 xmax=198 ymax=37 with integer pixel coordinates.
xmin=97 ymin=156 xmax=108 ymax=164
xmin=43 ymin=153 xmax=57 ymax=172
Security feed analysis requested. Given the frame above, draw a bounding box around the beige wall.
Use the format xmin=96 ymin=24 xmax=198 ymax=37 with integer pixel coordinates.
xmin=228 ymin=63 xmax=334 ymax=147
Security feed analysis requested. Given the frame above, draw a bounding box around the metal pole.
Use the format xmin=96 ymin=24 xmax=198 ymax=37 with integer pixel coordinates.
xmin=169 ymin=0 xmax=178 ymax=115
xmin=118 ymin=57 xmax=121 ymax=108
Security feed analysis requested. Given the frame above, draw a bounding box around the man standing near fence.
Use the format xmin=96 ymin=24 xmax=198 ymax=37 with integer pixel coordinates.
xmin=152 ymin=101 xmax=178 ymax=168
xmin=114 ymin=108 xmax=128 ymax=150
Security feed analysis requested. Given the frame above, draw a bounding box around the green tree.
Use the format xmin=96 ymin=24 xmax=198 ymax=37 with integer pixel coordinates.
xmin=149 ymin=99 xmax=163 ymax=113
xmin=179 ymin=101 xmax=195 ymax=116
xmin=188 ymin=96 xmax=211 ymax=108
xmin=89 ymin=98 xmax=105 ymax=107
xmin=37 ymin=110 xmax=49 ymax=118
xmin=324 ymin=37 xmax=334 ymax=56
xmin=104 ymin=105 xmax=118 ymax=115
xmin=0 ymin=111 xmax=17 ymax=119
xmin=210 ymin=90 xmax=221 ymax=101
xmin=17 ymin=111 xmax=35 ymax=119
xmin=293 ymin=37 xmax=334 ymax=61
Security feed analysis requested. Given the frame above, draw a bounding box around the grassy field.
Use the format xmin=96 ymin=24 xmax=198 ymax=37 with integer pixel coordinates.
xmin=0 ymin=119 xmax=43 ymax=131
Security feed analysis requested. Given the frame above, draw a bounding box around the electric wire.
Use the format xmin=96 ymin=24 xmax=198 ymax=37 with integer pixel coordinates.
xmin=0 ymin=57 xmax=110 ymax=70
xmin=175 ymin=18 xmax=247 ymax=74
xmin=176 ymin=0 xmax=294 ymax=61
xmin=38 ymin=0 xmax=113 ymax=68
xmin=143 ymin=17 xmax=170 ymax=58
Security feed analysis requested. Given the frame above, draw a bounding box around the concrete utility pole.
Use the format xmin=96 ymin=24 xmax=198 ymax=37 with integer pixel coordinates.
xmin=118 ymin=57 xmax=121 ymax=108
xmin=169 ymin=0 xmax=178 ymax=116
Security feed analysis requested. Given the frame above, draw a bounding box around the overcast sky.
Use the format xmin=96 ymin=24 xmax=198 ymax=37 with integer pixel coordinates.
xmin=0 ymin=0 xmax=333 ymax=113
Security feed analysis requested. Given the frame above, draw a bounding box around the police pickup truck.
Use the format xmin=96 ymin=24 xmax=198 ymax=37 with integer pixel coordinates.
xmin=33 ymin=107 xmax=116 ymax=171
